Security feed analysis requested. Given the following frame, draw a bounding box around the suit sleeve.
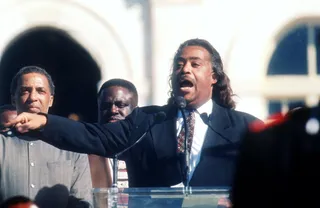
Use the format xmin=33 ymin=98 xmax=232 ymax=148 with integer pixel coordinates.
xmin=39 ymin=108 xmax=148 ymax=157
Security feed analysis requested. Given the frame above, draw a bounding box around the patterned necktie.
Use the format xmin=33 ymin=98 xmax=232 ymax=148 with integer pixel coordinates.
xmin=177 ymin=110 xmax=195 ymax=153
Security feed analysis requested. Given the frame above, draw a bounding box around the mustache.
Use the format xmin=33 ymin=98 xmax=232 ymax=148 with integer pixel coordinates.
xmin=172 ymin=74 xmax=194 ymax=82
xmin=179 ymin=75 xmax=194 ymax=83
xmin=102 ymin=115 xmax=124 ymax=121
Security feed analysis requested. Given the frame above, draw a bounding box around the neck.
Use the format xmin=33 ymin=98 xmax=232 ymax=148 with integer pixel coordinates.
xmin=186 ymin=99 xmax=211 ymax=110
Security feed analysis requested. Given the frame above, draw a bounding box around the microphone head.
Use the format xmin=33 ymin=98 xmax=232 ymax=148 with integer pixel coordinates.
xmin=200 ymin=113 xmax=209 ymax=125
xmin=174 ymin=96 xmax=186 ymax=109
xmin=154 ymin=111 xmax=167 ymax=123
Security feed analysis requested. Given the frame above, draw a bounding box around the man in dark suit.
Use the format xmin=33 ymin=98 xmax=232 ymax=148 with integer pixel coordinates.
xmin=7 ymin=38 xmax=260 ymax=188
xmin=231 ymin=106 xmax=320 ymax=207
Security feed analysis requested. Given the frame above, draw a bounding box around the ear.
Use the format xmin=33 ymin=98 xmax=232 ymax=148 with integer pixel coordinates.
xmin=211 ymin=72 xmax=218 ymax=85
xmin=48 ymin=95 xmax=54 ymax=108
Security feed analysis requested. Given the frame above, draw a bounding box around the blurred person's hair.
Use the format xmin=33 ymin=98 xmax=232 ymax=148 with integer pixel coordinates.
xmin=0 ymin=195 xmax=36 ymax=208
xmin=98 ymin=78 xmax=138 ymax=107
xmin=10 ymin=66 xmax=55 ymax=96
xmin=231 ymin=105 xmax=320 ymax=207
xmin=168 ymin=38 xmax=236 ymax=109
xmin=34 ymin=184 xmax=89 ymax=208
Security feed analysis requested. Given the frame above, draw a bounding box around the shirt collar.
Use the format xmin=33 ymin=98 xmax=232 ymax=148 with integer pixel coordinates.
xmin=177 ymin=99 xmax=213 ymax=117
xmin=195 ymin=99 xmax=213 ymax=116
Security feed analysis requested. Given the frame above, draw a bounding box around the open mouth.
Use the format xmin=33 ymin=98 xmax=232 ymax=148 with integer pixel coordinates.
xmin=179 ymin=79 xmax=194 ymax=89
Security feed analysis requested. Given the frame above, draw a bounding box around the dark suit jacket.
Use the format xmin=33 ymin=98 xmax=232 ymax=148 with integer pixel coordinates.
xmin=231 ymin=106 xmax=320 ymax=208
xmin=38 ymin=101 xmax=259 ymax=187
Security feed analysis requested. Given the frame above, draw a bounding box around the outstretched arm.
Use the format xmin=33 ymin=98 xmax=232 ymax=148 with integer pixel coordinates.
xmin=5 ymin=111 xmax=144 ymax=157
xmin=5 ymin=112 xmax=48 ymax=132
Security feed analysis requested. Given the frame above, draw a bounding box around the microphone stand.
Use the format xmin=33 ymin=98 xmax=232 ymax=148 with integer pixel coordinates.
xmin=110 ymin=156 xmax=119 ymax=208
xmin=112 ymin=156 xmax=118 ymax=188
xmin=180 ymin=109 xmax=191 ymax=195
xmin=108 ymin=111 xmax=167 ymax=207
xmin=174 ymin=96 xmax=191 ymax=195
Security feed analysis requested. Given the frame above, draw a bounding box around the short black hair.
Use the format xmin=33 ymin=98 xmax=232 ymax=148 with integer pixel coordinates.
xmin=98 ymin=78 xmax=138 ymax=107
xmin=0 ymin=104 xmax=16 ymax=115
xmin=0 ymin=195 xmax=32 ymax=208
xmin=10 ymin=65 xmax=55 ymax=96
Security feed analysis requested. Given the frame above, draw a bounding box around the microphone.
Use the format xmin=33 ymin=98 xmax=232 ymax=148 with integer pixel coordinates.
xmin=174 ymin=96 xmax=190 ymax=188
xmin=305 ymin=107 xmax=320 ymax=135
xmin=200 ymin=113 xmax=236 ymax=146
xmin=111 ymin=111 xmax=167 ymax=188
xmin=174 ymin=96 xmax=187 ymax=109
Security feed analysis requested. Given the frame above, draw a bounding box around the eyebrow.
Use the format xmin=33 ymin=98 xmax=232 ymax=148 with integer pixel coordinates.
xmin=19 ymin=86 xmax=46 ymax=90
xmin=100 ymin=96 xmax=131 ymax=103
xmin=176 ymin=56 xmax=203 ymax=62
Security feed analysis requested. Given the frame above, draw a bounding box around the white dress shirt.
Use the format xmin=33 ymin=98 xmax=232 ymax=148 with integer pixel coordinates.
xmin=175 ymin=99 xmax=212 ymax=182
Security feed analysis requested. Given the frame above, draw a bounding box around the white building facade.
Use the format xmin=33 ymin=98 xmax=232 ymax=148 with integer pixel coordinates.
xmin=0 ymin=0 xmax=319 ymax=120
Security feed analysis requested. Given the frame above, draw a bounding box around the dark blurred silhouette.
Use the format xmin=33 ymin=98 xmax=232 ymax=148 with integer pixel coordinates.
xmin=232 ymin=105 xmax=320 ymax=207
xmin=34 ymin=184 xmax=90 ymax=208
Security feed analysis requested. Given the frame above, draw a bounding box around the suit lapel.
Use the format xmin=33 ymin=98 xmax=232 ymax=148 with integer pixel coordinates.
xmin=202 ymin=102 xmax=234 ymax=153
xmin=190 ymin=101 xmax=236 ymax=185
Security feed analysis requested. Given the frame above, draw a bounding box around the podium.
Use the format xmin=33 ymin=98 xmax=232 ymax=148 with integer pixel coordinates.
xmin=92 ymin=187 xmax=230 ymax=208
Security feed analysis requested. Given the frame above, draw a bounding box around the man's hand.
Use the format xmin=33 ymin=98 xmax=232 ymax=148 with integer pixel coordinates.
xmin=4 ymin=112 xmax=47 ymax=133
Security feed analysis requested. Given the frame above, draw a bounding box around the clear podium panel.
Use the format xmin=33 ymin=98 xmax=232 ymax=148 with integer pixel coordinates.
xmin=92 ymin=187 xmax=230 ymax=208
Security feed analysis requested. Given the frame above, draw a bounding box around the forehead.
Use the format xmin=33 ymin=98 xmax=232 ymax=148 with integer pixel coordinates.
xmin=99 ymin=86 xmax=132 ymax=100
xmin=18 ymin=73 xmax=50 ymax=87
xmin=176 ymin=45 xmax=211 ymax=61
